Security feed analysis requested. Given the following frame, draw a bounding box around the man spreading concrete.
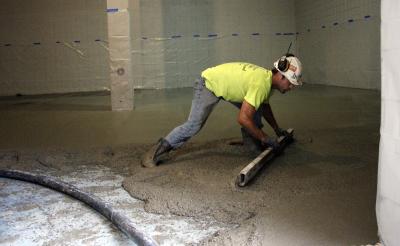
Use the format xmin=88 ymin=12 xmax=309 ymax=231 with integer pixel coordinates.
xmin=142 ymin=54 xmax=303 ymax=167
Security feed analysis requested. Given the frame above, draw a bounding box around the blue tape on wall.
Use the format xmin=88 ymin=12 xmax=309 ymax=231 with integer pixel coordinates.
xmin=303 ymin=14 xmax=373 ymax=33
xmin=0 ymin=13 xmax=374 ymax=47
xmin=106 ymin=8 xmax=119 ymax=13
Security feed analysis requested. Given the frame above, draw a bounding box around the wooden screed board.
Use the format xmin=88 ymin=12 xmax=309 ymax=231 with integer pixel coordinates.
xmin=236 ymin=128 xmax=294 ymax=187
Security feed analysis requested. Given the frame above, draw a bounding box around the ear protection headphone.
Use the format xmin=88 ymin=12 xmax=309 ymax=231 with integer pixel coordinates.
xmin=277 ymin=53 xmax=295 ymax=72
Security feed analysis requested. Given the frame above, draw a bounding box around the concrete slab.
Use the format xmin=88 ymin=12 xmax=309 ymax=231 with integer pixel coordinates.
xmin=0 ymin=164 xmax=230 ymax=245
xmin=0 ymin=84 xmax=381 ymax=245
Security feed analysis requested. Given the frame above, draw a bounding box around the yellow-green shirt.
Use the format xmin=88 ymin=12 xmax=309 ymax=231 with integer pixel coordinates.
xmin=201 ymin=62 xmax=272 ymax=110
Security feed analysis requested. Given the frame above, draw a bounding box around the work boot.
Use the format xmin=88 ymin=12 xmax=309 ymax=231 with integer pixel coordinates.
xmin=141 ymin=138 xmax=173 ymax=167
xmin=241 ymin=128 xmax=263 ymax=153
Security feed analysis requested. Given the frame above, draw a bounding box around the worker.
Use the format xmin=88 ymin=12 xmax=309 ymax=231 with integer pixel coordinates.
xmin=142 ymin=54 xmax=302 ymax=167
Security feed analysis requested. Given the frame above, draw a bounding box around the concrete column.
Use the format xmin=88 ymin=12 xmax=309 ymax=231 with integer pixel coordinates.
xmin=107 ymin=0 xmax=134 ymax=111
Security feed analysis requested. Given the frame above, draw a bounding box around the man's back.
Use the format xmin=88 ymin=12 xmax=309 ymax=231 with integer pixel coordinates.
xmin=202 ymin=62 xmax=272 ymax=109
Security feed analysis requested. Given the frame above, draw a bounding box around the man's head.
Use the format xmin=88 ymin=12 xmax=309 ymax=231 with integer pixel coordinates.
xmin=272 ymin=54 xmax=303 ymax=94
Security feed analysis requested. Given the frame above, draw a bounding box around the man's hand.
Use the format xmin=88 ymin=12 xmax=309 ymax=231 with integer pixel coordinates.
xmin=275 ymin=127 xmax=291 ymax=138
xmin=261 ymin=137 xmax=281 ymax=153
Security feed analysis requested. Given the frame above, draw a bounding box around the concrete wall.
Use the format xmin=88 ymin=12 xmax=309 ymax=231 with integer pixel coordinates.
xmin=130 ymin=0 xmax=296 ymax=89
xmin=0 ymin=0 xmax=109 ymax=96
xmin=0 ymin=0 xmax=381 ymax=95
xmin=295 ymin=0 xmax=381 ymax=89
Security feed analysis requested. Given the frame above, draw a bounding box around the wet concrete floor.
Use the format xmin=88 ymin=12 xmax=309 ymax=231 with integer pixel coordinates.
xmin=0 ymin=84 xmax=380 ymax=245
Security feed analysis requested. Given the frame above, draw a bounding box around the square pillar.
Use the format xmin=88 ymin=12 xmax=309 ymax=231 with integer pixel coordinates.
xmin=107 ymin=0 xmax=134 ymax=111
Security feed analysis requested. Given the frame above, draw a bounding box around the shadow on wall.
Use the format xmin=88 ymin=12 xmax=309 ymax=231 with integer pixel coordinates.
xmin=161 ymin=0 xmax=215 ymax=88
xmin=134 ymin=0 xmax=215 ymax=89
xmin=137 ymin=0 xmax=297 ymax=89
xmin=295 ymin=0 xmax=381 ymax=89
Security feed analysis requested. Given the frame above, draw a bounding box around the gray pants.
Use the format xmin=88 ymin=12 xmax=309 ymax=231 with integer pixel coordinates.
xmin=165 ymin=77 xmax=263 ymax=149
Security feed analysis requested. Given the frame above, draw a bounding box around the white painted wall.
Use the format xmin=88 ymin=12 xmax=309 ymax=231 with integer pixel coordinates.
xmin=295 ymin=0 xmax=381 ymax=89
xmin=0 ymin=0 xmax=381 ymax=95
xmin=130 ymin=0 xmax=296 ymax=89
xmin=377 ymin=0 xmax=400 ymax=245
xmin=0 ymin=0 xmax=109 ymax=96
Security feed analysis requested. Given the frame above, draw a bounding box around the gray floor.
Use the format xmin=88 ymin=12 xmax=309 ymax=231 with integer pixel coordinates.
xmin=0 ymin=84 xmax=380 ymax=245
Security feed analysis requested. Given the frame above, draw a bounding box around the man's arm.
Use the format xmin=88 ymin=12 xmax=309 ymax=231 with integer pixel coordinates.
xmin=262 ymin=103 xmax=291 ymax=137
xmin=238 ymin=100 xmax=270 ymax=142
xmin=260 ymin=103 xmax=279 ymax=132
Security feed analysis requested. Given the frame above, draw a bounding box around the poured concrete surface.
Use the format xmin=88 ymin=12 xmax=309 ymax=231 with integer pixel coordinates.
xmin=0 ymin=147 xmax=231 ymax=245
xmin=0 ymin=85 xmax=380 ymax=245
xmin=0 ymin=177 xmax=135 ymax=246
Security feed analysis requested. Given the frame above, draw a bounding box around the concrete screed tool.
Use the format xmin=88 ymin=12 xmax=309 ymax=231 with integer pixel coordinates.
xmin=236 ymin=128 xmax=294 ymax=187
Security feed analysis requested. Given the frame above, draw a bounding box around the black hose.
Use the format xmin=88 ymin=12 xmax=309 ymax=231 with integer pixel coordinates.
xmin=0 ymin=169 xmax=158 ymax=246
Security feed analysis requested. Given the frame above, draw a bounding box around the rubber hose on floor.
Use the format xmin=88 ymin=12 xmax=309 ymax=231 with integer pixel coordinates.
xmin=0 ymin=169 xmax=158 ymax=246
